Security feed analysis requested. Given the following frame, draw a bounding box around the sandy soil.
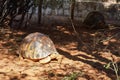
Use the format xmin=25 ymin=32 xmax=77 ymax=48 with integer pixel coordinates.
xmin=0 ymin=17 xmax=120 ymax=80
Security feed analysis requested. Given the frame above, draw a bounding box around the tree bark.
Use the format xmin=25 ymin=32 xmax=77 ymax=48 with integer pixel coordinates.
xmin=70 ymin=0 xmax=75 ymax=20
xmin=38 ymin=0 xmax=43 ymax=24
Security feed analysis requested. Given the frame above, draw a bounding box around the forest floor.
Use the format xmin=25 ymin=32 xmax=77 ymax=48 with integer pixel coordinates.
xmin=0 ymin=16 xmax=120 ymax=80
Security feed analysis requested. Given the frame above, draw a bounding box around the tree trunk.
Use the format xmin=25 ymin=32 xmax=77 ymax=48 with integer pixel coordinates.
xmin=70 ymin=0 xmax=75 ymax=20
xmin=38 ymin=0 xmax=43 ymax=24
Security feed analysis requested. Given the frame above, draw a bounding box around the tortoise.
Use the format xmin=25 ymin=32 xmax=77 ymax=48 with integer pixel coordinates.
xmin=83 ymin=11 xmax=107 ymax=29
xmin=19 ymin=32 xmax=62 ymax=64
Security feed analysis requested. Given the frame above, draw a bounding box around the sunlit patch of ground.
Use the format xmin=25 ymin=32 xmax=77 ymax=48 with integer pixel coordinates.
xmin=0 ymin=17 xmax=120 ymax=80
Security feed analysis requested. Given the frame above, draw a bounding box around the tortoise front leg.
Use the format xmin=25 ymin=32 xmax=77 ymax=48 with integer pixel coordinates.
xmin=56 ymin=54 xmax=63 ymax=64
xmin=50 ymin=53 xmax=63 ymax=65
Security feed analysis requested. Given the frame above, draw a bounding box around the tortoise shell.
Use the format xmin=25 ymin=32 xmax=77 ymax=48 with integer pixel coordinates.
xmin=83 ymin=11 xmax=107 ymax=29
xmin=20 ymin=32 xmax=58 ymax=60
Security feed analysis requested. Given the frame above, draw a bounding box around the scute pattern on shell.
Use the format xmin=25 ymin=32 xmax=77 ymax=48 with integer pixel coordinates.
xmin=20 ymin=32 xmax=58 ymax=60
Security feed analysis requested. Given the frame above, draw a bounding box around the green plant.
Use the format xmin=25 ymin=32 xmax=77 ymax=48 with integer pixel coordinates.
xmin=104 ymin=60 xmax=120 ymax=80
xmin=62 ymin=72 xmax=83 ymax=80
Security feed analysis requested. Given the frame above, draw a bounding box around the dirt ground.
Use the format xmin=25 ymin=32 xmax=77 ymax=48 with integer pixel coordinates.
xmin=0 ymin=17 xmax=120 ymax=80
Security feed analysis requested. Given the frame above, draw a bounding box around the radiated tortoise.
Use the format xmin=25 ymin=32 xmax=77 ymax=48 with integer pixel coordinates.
xmin=19 ymin=32 xmax=62 ymax=64
xmin=83 ymin=11 xmax=107 ymax=29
